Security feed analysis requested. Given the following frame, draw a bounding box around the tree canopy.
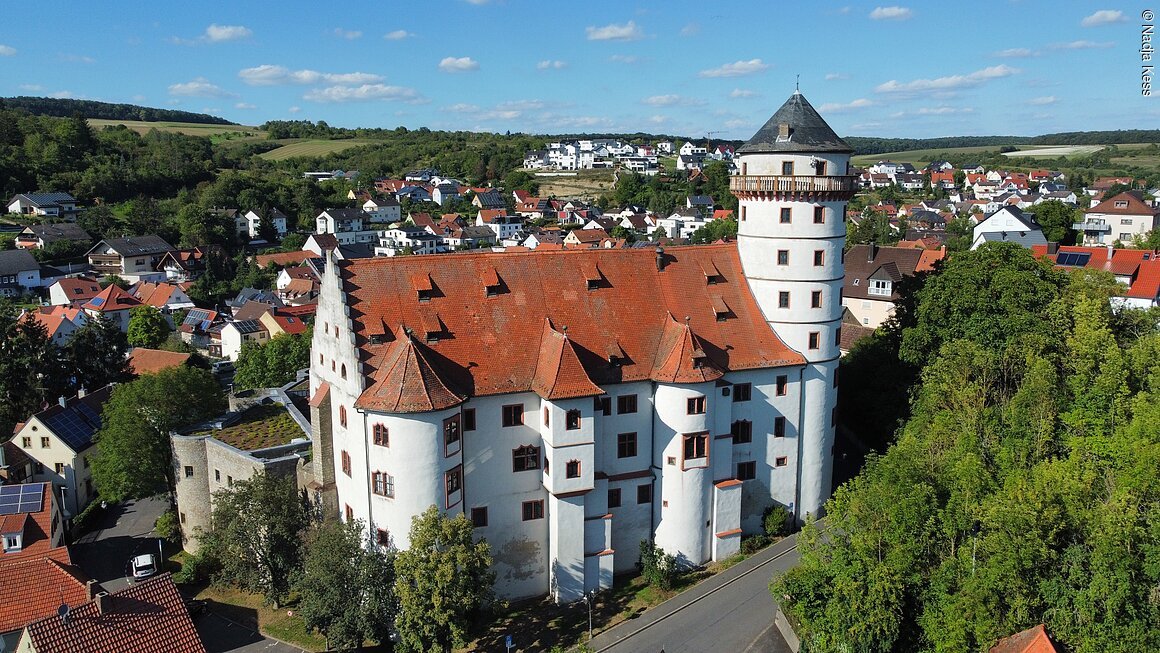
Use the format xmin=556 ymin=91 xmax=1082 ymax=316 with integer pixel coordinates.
xmin=232 ymin=328 xmax=312 ymax=390
xmin=126 ymin=305 xmax=171 ymax=349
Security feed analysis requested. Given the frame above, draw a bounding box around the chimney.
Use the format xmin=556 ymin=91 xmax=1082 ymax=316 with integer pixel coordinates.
xmin=86 ymin=579 xmax=101 ymax=599
xmin=58 ymin=396 xmax=67 ymax=408
xmin=76 ymin=387 xmax=86 ymax=399
xmin=95 ymin=591 xmax=111 ymax=615
xmin=1047 ymin=241 xmax=1059 ymax=255
xmin=867 ymin=242 xmax=876 ymax=262
xmin=655 ymin=246 xmax=666 ymax=272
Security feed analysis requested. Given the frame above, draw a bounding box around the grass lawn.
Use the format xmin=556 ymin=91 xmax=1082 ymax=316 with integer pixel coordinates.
xmin=258 ymin=139 xmax=376 ymax=161
xmin=851 ymin=144 xmax=1005 ymax=167
xmin=87 ymin=118 xmax=264 ymax=140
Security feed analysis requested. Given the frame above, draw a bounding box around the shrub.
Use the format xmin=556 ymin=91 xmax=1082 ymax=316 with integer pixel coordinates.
xmin=155 ymin=508 xmax=181 ymax=544
xmin=763 ymin=504 xmax=792 ymax=538
xmin=638 ymin=539 xmax=680 ymax=590
xmin=173 ymin=550 xmax=215 ymax=585
xmin=741 ymin=535 xmax=771 ymax=554
xmin=72 ymin=499 xmax=106 ymax=535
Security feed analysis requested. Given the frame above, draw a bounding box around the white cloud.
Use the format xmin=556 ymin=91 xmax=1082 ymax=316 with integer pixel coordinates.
xmin=875 ymin=64 xmax=1018 ymax=94
xmin=445 ymin=103 xmax=480 ymax=113
xmin=384 ymin=30 xmax=413 ymax=40
xmin=870 ymin=6 xmax=912 ymax=20
xmin=49 ymin=91 xmax=75 ymax=99
xmin=698 ymin=58 xmax=770 ymax=78
xmin=642 ymin=94 xmax=703 ymax=107
xmin=438 ymin=56 xmax=479 ymax=73
xmin=288 ymin=106 xmax=301 ymax=113
xmin=537 ymin=60 xmax=567 ymax=70
xmin=168 ymin=77 xmax=236 ymax=98
xmin=464 ymin=0 xmax=489 ymax=4
xmin=609 ymin=54 xmax=640 ymax=64
xmin=648 ymin=115 xmax=669 ymax=124
xmin=818 ymin=98 xmax=873 ymax=113
xmin=730 ymin=88 xmax=757 ymax=98
xmin=234 ymin=102 xmax=257 ymax=109
xmin=913 ymin=106 xmax=973 ymax=115
xmin=1081 ymin=10 xmax=1125 ymax=27
xmin=824 ymin=72 xmax=849 ymax=81
xmin=239 ymin=65 xmax=383 ymax=86
xmin=303 ymin=84 xmax=422 ymax=103
xmin=1051 ymin=40 xmax=1115 ymax=50
xmin=333 ymin=28 xmax=362 ymax=40
xmin=496 ymin=99 xmax=547 ymax=111
xmin=585 ymin=21 xmax=643 ymax=41
xmin=994 ymin=48 xmax=1034 ymax=58
xmin=724 ymin=119 xmax=752 ymax=130
xmin=1027 ymin=95 xmax=1057 ymax=105
xmin=0 ymin=45 xmax=16 ymax=56
xmin=680 ymin=22 xmax=700 ymax=37
xmin=19 ymin=84 xmax=44 ymax=92
xmin=205 ymin=24 xmax=252 ymax=42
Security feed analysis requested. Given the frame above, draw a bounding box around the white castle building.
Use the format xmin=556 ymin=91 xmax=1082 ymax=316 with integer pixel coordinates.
xmin=307 ymin=92 xmax=854 ymax=602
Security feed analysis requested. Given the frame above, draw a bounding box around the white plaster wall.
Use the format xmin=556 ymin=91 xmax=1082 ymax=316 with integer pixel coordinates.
xmin=651 ymin=382 xmax=714 ymax=566
xmin=798 ymin=361 xmax=837 ymax=518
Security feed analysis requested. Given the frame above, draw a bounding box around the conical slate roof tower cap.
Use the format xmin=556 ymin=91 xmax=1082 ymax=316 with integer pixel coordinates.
xmin=737 ymin=91 xmax=854 ymax=155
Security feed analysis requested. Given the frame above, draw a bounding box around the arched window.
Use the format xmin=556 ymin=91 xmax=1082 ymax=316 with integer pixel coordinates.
xmin=339 ymin=405 xmax=347 ymax=428
xmin=341 ymin=364 xmax=347 ymax=379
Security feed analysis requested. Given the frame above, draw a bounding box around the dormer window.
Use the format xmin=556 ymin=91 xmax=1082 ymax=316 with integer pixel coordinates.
xmin=868 ymin=279 xmax=892 ymax=296
xmin=583 ymin=261 xmax=602 ymax=291
xmin=483 ymin=267 xmax=503 ymax=297
xmin=1114 ymin=200 xmax=1128 ymax=208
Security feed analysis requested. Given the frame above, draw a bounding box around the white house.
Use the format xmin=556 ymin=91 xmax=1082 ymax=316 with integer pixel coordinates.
xmin=1074 ymin=191 xmax=1159 ymax=246
xmin=6 ymin=193 xmax=80 ymax=220
xmin=362 ymin=197 xmax=402 ymax=224
xmin=970 ymin=206 xmax=1047 ymax=250
xmin=243 ymin=208 xmax=290 ymax=240
xmin=0 ymin=250 xmax=43 ymax=298
xmin=219 ymin=319 xmax=270 ymax=361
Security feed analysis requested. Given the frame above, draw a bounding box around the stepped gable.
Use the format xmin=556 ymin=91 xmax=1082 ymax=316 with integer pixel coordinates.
xmin=737 ymin=91 xmax=854 ymax=154
xmin=651 ymin=313 xmax=725 ymax=384
xmin=355 ymin=325 xmax=468 ymax=413
xmin=532 ymin=319 xmax=605 ymax=400
xmin=341 ymin=244 xmax=803 ymax=406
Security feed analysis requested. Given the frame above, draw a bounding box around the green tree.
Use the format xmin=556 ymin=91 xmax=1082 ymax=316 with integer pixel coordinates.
xmin=394 ymin=506 xmax=495 ymax=653
xmin=64 ymin=315 xmax=131 ymax=391
xmin=232 ymin=328 xmax=312 ymax=390
xmin=298 ymin=519 xmax=398 ymax=650
xmin=91 ymin=366 xmax=225 ymax=501
xmin=280 ymin=232 xmax=306 ymax=251
xmin=1026 ymin=200 xmax=1078 ymax=244
xmin=0 ymin=301 xmax=67 ymax=435
xmin=198 ymin=471 xmax=312 ymax=607
xmin=126 ymin=305 xmax=171 ymax=349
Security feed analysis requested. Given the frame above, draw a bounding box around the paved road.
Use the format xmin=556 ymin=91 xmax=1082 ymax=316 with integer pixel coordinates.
xmin=590 ymin=535 xmax=803 ymax=653
xmin=71 ymin=497 xmax=303 ymax=653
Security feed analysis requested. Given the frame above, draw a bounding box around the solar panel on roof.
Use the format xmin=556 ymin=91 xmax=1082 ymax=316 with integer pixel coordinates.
xmin=1057 ymin=252 xmax=1092 ymax=267
xmin=89 ymin=297 xmax=105 ymax=307
xmin=0 ymin=484 xmax=43 ymax=515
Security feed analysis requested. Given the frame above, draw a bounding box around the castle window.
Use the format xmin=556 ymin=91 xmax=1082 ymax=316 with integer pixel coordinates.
xmin=737 ymin=461 xmax=757 ymax=481
xmin=184 ymin=466 xmax=194 ymax=478
xmin=376 ymin=529 xmax=390 ymax=546
xmin=512 ymin=445 xmax=540 ymax=472
xmin=462 ymin=408 xmax=476 ymax=431
xmin=740 ymin=205 xmax=746 ymax=222
xmin=565 ymin=460 xmax=581 ymax=479
xmin=813 ymin=250 xmax=825 ymax=266
xmin=832 ymin=406 xmax=838 ymax=427
xmin=682 ymin=432 xmax=709 ymax=467
xmin=341 ymin=450 xmax=351 ymax=476
xmin=811 ymin=291 xmax=822 ymax=308
xmin=373 ymin=424 xmax=389 ymax=447
xmin=637 ymin=483 xmax=653 ymax=504
xmin=775 ymin=417 xmax=786 ymax=438
xmin=340 ymin=364 xmax=347 ymax=379
xmin=471 ymin=507 xmax=488 ymax=528
xmin=617 ymin=432 xmax=637 ymax=458
xmin=731 ymin=420 xmax=753 ymax=444
xmin=608 ymin=488 xmax=622 ymax=508
xmin=443 ymin=415 xmax=461 ymax=456
xmin=835 ymin=327 xmax=842 ymax=347
xmin=445 ymin=466 xmax=462 ymax=509
xmin=733 ymin=383 xmax=752 ymax=402
xmin=595 ymin=396 xmax=611 ymax=416
xmin=319 ymin=353 xmax=324 ymax=365
xmin=565 ymin=409 xmax=581 ymax=430
xmin=778 ymin=291 xmax=790 ymax=309
xmin=808 ymin=332 xmax=820 ymax=350
xmin=814 ymin=206 xmax=825 ymax=223
xmin=781 ymin=161 xmax=794 ymax=176
xmin=339 ymin=405 xmax=347 ymax=428
xmin=815 ymin=160 xmax=828 ymax=176
xmin=522 ymin=500 xmax=545 ymax=521
xmin=345 ymin=504 xmax=354 ymax=522
xmin=776 ymin=456 xmax=788 ymax=467
xmin=617 ymin=394 xmax=637 ymax=414
xmin=776 ymin=375 xmax=788 ymax=396
xmin=777 ymin=250 xmax=789 ymax=265
xmin=372 ymin=471 xmax=395 ymax=498
xmin=215 ymin=469 xmax=220 ymax=482
xmin=780 ymin=207 xmax=791 ymax=224
xmin=543 ymin=406 xmax=550 ymax=427
xmin=687 ymin=396 xmax=706 ymax=415
xmin=503 ymin=404 xmax=524 ymax=427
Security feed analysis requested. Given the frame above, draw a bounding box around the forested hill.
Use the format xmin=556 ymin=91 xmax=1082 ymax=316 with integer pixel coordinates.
xmin=0 ymin=97 xmax=235 ymax=125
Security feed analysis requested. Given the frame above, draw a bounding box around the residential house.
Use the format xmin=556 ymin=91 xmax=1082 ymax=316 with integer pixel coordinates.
xmin=1032 ymin=243 xmax=1160 ymax=309
xmin=259 ymin=306 xmax=312 ymax=337
xmin=1075 ymin=191 xmax=1159 ymax=246
xmin=431 ymin=183 xmax=461 ymax=206
xmin=6 ymin=193 xmax=80 ymax=221
xmin=562 ymin=228 xmax=608 ymax=247
xmin=242 ymin=208 xmax=290 ymax=240
xmin=375 ymin=227 xmax=444 ymax=257
xmin=0 ymin=542 xmax=94 ymax=651
xmin=10 ymin=388 xmax=113 ymax=518
xmin=316 ymin=208 xmax=377 ymax=245
xmin=523 ymin=150 xmax=550 ymax=169
xmin=970 ymin=206 xmax=1046 ymax=250
xmin=404 ymin=168 xmax=437 ymax=182
xmin=13 ymin=223 xmax=91 ymax=251
xmin=960 ymin=163 xmax=985 ymax=175
xmin=126 ymin=347 xmax=193 ymax=376
xmin=476 ymin=211 xmax=524 ymax=241
xmin=473 ymin=190 xmax=506 ymax=210
xmin=254 ymin=249 xmax=313 ymax=269
xmin=276 ymin=266 xmax=319 ymax=291
xmin=441 ymin=225 xmax=497 ymax=250
xmin=18 ymin=574 xmax=206 ymax=653
xmin=522 ymin=230 xmax=563 ymax=249
xmin=843 ymin=244 xmax=943 ymax=328
xmin=86 ymin=236 xmax=175 ymax=281
xmin=988 ymin=624 xmax=1059 ymax=653
xmin=47 ymin=277 xmax=102 ymax=306
xmin=361 ymin=196 xmax=401 ymax=224
xmin=81 ymin=283 xmax=141 ymax=331
xmin=22 ymin=306 xmax=87 ymax=345
xmin=129 ymin=281 xmax=195 ymax=314
xmin=155 ymin=246 xmax=221 ymax=282
xmin=687 ymin=195 xmax=715 ymax=212
xmin=0 ymin=250 xmax=42 ymax=298
xmin=218 ymin=320 xmax=270 ymax=361
xmin=178 ymin=308 xmax=221 ymax=351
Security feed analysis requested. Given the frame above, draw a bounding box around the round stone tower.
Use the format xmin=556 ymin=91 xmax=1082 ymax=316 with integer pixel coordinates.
xmin=731 ymin=91 xmax=856 ymax=518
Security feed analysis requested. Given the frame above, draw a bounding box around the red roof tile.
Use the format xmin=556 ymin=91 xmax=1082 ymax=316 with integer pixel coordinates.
xmin=54 ymin=277 xmax=103 ymax=304
xmin=0 ymin=547 xmax=91 ymax=634
xmin=989 ymin=624 xmax=1058 ymax=653
xmin=255 ymin=250 xmax=313 ymax=268
xmin=341 ymin=244 xmax=802 ymax=406
xmin=127 ymin=348 xmax=192 ymax=376
xmin=531 ymin=320 xmax=604 ymax=400
xmin=22 ymin=573 xmax=205 ymax=653
xmin=82 ymin=283 xmax=141 ymax=312
xmin=0 ymin=482 xmax=59 ymax=556
xmin=308 ymin=382 xmax=330 ymax=408
xmin=356 ymin=326 xmax=467 ymax=413
xmin=1127 ymin=258 xmax=1160 ymax=300
xmin=1086 ymin=191 xmax=1159 ymax=217
xmin=651 ymin=315 xmax=725 ymax=383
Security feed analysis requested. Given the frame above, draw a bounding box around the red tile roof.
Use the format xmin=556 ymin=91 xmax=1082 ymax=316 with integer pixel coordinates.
xmin=567 ymin=228 xmax=609 ymax=245
xmin=531 ymin=320 xmax=604 ymax=400
xmin=989 ymin=624 xmax=1058 ymax=653
xmin=22 ymin=573 xmax=205 ymax=653
xmin=131 ymin=281 xmax=183 ymax=308
xmin=651 ymin=315 xmax=725 ymax=384
xmin=308 ymin=382 xmax=330 ymax=408
xmin=54 ymin=277 xmax=103 ymax=304
xmin=356 ymin=326 xmax=468 ymax=413
xmin=916 ymin=248 xmax=947 ymax=272
xmin=1086 ymin=191 xmax=1160 ymax=217
xmin=1030 ymin=245 xmax=1157 ymax=277
xmin=82 ymin=283 xmax=141 ymax=312
xmin=342 ymin=244 xmax=804 ymax=408
xmin=255 ymin=250 xmax=313 ymax=268
xmin=0 ymin=546 xmax=91 ymax=635
xmin=0 ymin=482 xmax=59 ymax=557
xmin=1127 ymin=259 xmax=1160 ymax=300
xmin=127 ymin=348 xmax=192 ymax=376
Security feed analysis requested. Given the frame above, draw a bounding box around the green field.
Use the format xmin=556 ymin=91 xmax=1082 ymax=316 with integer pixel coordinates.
xmin=851 ymin=145 xmax=1010 ymax=167
xmin=87 ymin=118 xmax=264 ymax=139
xmin=258 ymin=139 xmax=376 ymax=161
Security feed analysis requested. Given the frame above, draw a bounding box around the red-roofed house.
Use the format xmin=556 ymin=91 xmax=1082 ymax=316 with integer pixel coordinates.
xmin=1076 ymin=191 xmax=1159 ymax=246
xmin=47 ymin=277 xmax=102 ymax=307
xmin=989 ymin=624 xmax=1058 ymax=653
xmin=81 ymin=284 xmax=141 ymax=331
xmin=562 ymin=228 xmax=609 ymax=247
xmin=0 ymin=546 xmax=94 ymax=649
xmin=22 ymin=307 xmax=86 ymax=344
xmin=713 ymin=209 xmax=735 ymax=220
xmin=126 ymin=348 xmax=193 ymax=376
xmin=1030 ymin=244 xmax=1160 ymax=308
xmin=129 ymin=281 xmax=195 ymax=312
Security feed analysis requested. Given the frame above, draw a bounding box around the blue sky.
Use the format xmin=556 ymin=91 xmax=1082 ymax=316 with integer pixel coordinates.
xmin=2 ymin=2 xmax=1155 ymax=140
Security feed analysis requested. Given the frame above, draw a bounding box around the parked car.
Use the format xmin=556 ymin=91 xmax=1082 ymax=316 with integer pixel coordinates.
xmin=130 ymin=553 xmax=157 ymax=580
xmin=211 ymin=360 xmax=234 ymax=375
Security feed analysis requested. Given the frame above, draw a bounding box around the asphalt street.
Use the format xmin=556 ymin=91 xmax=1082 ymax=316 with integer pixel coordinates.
xmin=589 ymin=535 xmax=802 ymax=653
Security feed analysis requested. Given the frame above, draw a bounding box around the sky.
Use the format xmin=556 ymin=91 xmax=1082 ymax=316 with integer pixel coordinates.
xmin=2 ymin=1 xmax=1156 ymax=140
